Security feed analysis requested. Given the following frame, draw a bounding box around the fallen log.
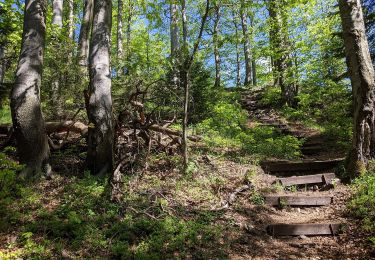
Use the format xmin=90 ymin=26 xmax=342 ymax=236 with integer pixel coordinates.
xmin=148 ymin=124 xmax=201 ymax=142
xmin=0 ymin=121 xmax=88 ymax=136
xmin=45 ymin=121 xmax=88 ymax=135
xmin=0 ymin=121 xmax=202 ymax=142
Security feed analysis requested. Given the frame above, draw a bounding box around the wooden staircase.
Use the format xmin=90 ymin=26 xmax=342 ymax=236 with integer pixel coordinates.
xmin=241 ymin=90 xmax=345 ymax=238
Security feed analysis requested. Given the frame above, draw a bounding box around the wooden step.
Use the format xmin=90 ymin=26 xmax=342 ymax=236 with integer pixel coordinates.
xmin=267 ymin=223 xmax=341 ymax=236
xmin=301 ymin=145 xmax=323 ymax=155
xmin=275 ymin=173 xmax=336 ymax=186
xmin=260 ymin=158 xmax=344 ymax=176
xmin=264 ymin=195 xmax=333 ymax=206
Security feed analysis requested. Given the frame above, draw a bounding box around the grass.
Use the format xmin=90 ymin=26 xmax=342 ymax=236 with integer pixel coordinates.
xmin=0 ymin=147 xmax=256 ymax=259
xmin=0 ymin=106 xmax=11 ymax=124
xmin=348 ymin=170 xmax=375 ymax=248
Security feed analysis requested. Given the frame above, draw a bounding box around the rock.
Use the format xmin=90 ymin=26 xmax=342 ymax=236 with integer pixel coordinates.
xmin=299 ymin=235 xmax=308 ymax=240
xmin=61 ymin=249 xmax=72 ymax=259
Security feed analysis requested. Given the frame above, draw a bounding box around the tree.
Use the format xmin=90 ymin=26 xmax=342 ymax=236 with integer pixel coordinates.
xmin=86 ymin=0 xmax=114 ymax=175
xmin=180 ymin=0 xmax=210 ymax=169
xmin=51 ymin=0 xmax=63 ymax=117
xmin=117 ymin=0 xmax=124 ymax=62
xmin=213 ymin=2 xmax=221 ymax=88
xmin=232 ymin=11 xmax=241 ymax=87
xmin=240 ymin=0 xmax=252 ymax=86
xmin=67 ymin=0 xmax=75 ymax=40
xmin=170 ymin=0 xmax=180 ymax=86
xmin=338 ymin=0 xmax=375 ymax=176
xmin=10 ymin=0 xmax=50 ymax=176
xmin=78 ymin=0 xmax=93 ymax=68
xmin=268 ymin=0 xmax=297 ymax=106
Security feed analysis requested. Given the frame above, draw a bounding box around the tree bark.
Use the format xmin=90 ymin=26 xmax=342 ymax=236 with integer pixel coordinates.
xmin=250 ymin=17 xmax=257 ymax=86
xmin=181 ymin=0 xmax=189 ymax=168
xmin=170 ymin=1 xmax=180 ymax=86
xmin=10 ymin=0 xmax=50 ymax=176
xmin=67 ymin=0 xmax=74 ymax=40
xmin=117 ymin=0 xmax=124 ymax=60
xmin=233 ymin=12 xmax=241 ymax=87
xmin=52 ymin=0 xmax=63 ymax=27
xmin=51 ymin=0 xmax=63 ymax=117
xmin=181 ymin=0 xmax=210 ymax=170
xmin=338 ymin=0 xmax=375 ymax=176
xmin=0 ymin=46 xmax=5 ymax=85
xmin=78 ymin=0 xmax=93 ymax=68
xmin=240 ymin=0 xmax=252 ymax=86
xmin=86 ymin=0 xmax=114 ymax=175
xmin=213 ymin=3 xmax=221 ymax=88
xmin=125 ymin=0 xmax=133 ymax=63
xmin=268 ymin=0 xmax=296 ymax=106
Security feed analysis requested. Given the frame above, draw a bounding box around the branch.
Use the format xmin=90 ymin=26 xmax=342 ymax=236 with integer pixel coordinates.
xmin=186 ymin=0 xmax=210 ymax=69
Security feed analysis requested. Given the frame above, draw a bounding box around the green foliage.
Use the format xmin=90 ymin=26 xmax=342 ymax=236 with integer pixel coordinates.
xmin=250 ymin=191 xmax=265 ymax=205
xmin=0 ymin=152 xmax=24 ymax=199
xmin=0 ymin=105 xmax=11 ymax=124
xmin=348 ymin=170 xmax=375 ymax=247
xmin=260 ymin=86 xmax=282 ymax=106
xmin=196 ymin=99 xmax=302 ymax=159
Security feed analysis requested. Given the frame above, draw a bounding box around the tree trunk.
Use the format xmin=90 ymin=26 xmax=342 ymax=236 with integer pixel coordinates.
xmin=233 ymin=12 xmax=241 ymax=87
xmin=170 ymin=2 xmax=180 ymax=57
xmin=125 ymin=0 xmax=133 ymax=63
xmin=10 ymin=0 xmax=50 ymax=176
xmin=250 ymin=17 xmax=257 ymax=86
xmin=78 ymin=0 xmax=93 ymax=68
xmin=180 ymin=0 xmax=210 ymax=170
xmin=268 ymin=0 xmax=296 ymax=106
xmin=52 ymin=0 xmax=63 ymax=27
xmin=181 ymin=0 xmax=189 ymax=168
xmin=51 ymin=0 xmax=63 ymax=117
xmin=86 ymin=0 xmax=114 ymax=175
xmin=240 ymin=0 xmax=252 ymax=86
xmin=67 ymin=0 xmax=74 ymax=40
xmin=0 ymin=46 xmax=5 ymax=85
xmin=213 ymin=4 xmax=221 ymax=88
xmin=170 ymin=1 xmax=180 ymax=86
xmin=117 ymin=0 xmax=124 ymax=60
xmin=339 ymin=0 xmax=375 ymax=176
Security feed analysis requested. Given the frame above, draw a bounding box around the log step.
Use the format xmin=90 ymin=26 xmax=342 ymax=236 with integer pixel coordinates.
xmin=264 ymin=195 xmax=333 ymax=206
xmin=260 ymin=158 xmax=344 ymax=176
xmin=275 ymin=173 xmax=336 ymax=186
xmin=267 ymin=223 xmax=341 ymax=236
xmin=301 ymin=145 xmax=323 ymax=155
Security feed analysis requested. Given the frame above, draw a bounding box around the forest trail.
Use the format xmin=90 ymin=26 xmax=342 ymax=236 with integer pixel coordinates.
xmin=228 ymin=89 xmax=368 ymax=259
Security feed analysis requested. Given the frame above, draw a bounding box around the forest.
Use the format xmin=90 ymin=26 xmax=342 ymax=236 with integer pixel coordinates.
xmin=0 ymin=0 xmax=374 ymax=258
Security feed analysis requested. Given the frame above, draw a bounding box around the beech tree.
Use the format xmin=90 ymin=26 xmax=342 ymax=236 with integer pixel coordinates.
xmin=339 ymin=0 xmax=375 ymax=175
xmin=51 ymin=0 xmax=63 ymax=117
xmin=181 ymin=0 xmax=210 ymax=169
xmin=213 ymin=2 xmax=221 ymax=88
xmin=78 ymin=0 xmax=93 ymax=69
xmin=86 ymin=0 xmax=114 ymax=175
xmin=67 ymin=0 xmax=74 ymax=40
xmin=240 ymin=0 xmax=252 ymax=86
xmin=117 ymin=0 xmax=124 ymax=62
xmin=10 ymin=0 xmax=50 ymax=176
xmin=170 ymin=0 xmax=179 ymax=86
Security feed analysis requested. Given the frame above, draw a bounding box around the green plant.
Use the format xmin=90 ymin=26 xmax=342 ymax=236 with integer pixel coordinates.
xmin=0 ymin=152 xmax=24 ymax=199
xmin=348 ymin=172 xmax=375 ymax=247
xmin=250 ymin=191 xmax=264 ymax=205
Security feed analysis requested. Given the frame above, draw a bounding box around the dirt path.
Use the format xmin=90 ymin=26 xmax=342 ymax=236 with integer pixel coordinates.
xmin=225 ymin=90 xmax=371 ymax=259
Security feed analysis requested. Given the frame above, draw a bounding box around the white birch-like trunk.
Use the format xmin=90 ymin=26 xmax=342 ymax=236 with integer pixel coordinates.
xmin=86 ymin=0 xmax=114 ymax=175
xmin=10 ymin=0 xmax=50 ymax=176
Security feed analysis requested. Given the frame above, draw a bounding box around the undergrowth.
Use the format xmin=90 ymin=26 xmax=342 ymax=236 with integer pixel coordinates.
xmin=349 ymin=167 xmax=375 ymax=248
xmin=196 ymin=98 xmax=302 ymax=160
